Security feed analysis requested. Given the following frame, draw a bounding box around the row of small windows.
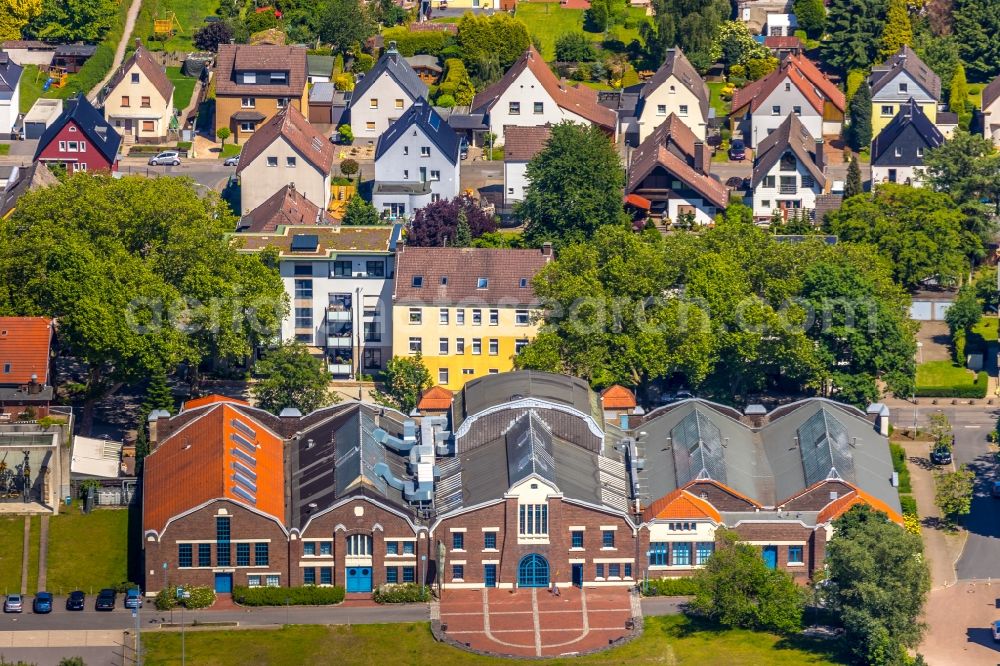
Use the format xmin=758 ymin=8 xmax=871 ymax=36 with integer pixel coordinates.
xmin=409 ymin=337 xmax=529 ymax=357
xmin=411 ymin=276 xmax=530 ymax=289
xmin=292 ymin=261 xmax=388 ymax=279
xmin=409 ymin=308 xmax=531 ymax=326
xmin=385 ymin=566 xmax=417 ymax=583
xmin=178 ymin=541 xmax=268 ymax=567
xmin=648 ymin=542 xmax=715 ymax=567
xmin=594 ymin=563 xmax=633 ymax=580
xmin=247 ymin=575 xmax=282 ymax=587
xmin=303 ymin=567 xmax=334 ymax=585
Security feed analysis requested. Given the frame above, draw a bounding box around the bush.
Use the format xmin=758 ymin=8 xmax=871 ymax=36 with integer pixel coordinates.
xmin=642 ymin=577 xmax=701 ymax=596
xmin=154 ymin=585 xmax=215 ymax=610
xmin=352 ymin=53 xmax=375 ymax=74
xmin=233 ymin=585 xmax=345 ymax=606
xmin=900 ymin=494 xmax=917 ymax=516
xmin=373 ymin=583 xmax=430 ymax=604
xmin=382 ymin=27 xmax=448 ymax=56
xmin=436 ymin=93 xmax=456 ymax=108
xmin=889 ymin=443 xmax=912 ymax=493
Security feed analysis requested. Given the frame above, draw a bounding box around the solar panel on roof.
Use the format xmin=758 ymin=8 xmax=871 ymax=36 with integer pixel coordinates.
xmin=291 ymin=234 xmax=319 ymax=252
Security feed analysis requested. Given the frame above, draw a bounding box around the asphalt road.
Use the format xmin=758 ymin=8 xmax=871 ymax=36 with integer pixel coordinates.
xmin=891 ymin=404 xmax=1000 ymax=581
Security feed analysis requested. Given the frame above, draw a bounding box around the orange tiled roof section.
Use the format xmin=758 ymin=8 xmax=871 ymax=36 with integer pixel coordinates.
xmin=601 ymin=385 xmax=636 ymax=410
xmin=643 ymin=487 xmax=722 ymax=523
xmin=418 ymin=385 xmax=454 ymax=411
xmin=817 ymin=485 xmax=903 ymax=526
xmin=183 ymin=394 xmax=250 ymax=410
xmin=0 ymin=317 xmax=53 ymax=385
xmin=731 ymin=53 xmax=845 ymax=115
xmin=143 ymin=403 xmax=284 ymax=534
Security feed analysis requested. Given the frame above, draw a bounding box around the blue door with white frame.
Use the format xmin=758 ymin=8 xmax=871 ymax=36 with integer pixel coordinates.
xmin=518 ymin=554 xmax=549 ymax=588
xmin=762 ymin=546 xmax=778 ymax=570
xmin=484 ymin=564 xmax=497 ymax=588
xmin=346 ymin=566 xmax=372 ymax=593
xmin=214 ymin=573 xmax=232 ymax=593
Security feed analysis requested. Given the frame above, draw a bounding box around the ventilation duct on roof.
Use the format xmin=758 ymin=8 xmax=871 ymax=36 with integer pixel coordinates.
xmin=374 ymin=416 xmax=450 ymax=504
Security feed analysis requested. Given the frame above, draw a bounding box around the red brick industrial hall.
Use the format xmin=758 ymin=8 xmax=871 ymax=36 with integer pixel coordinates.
xmin=142 ymin=371 xmax=901 ymax=594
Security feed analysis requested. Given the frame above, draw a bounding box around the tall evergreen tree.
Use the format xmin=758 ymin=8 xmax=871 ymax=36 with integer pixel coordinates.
xmin=949 ymin=62 xmax=968 ymax=118
xmin=953 ymin=0 xmax=1000 ymax=81
xmin=822 ymin=0 xmax=888 ymax=74
xmin=453 ymin=209 xmax=472 ymax=247
xmin=845 ymin=156 xmax=863 ymax=199
xmin=879 ymin=0 xmax=912 ymax=60
xmin=142 ymin=369 xmax=174 ymax=416
xmin=846 ymin=81 xmax=873 ymax=152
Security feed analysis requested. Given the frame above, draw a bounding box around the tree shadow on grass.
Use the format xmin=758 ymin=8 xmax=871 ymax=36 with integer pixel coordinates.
xmin=667 ymin=614 xmax=850 ymax=663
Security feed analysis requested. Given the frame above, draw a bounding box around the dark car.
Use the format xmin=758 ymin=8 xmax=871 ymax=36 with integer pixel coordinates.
xmin=95 ymin=589 xmax=116 ymax=611
xmin=459 ymin=137 xmax=469 ymax=160
xmin=66 ymin=590 xmax=85 ymax=611
xmin=728 ymin=139 xmax=746 ymax=161
xmin=124 ymin=588 xmax=142 ymax=609
xmin=32 ymin=592 xmax=53 ymax=614
xmin=930 ymin=447 xmax=953 ymax=465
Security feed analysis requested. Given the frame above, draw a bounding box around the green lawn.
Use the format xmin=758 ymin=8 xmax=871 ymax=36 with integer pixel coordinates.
xmin=0 ymin=517 xmax=24 ymax=595
xmin=220 ymin=143 xmax=241 ymax=159
xmin=46 ymin=507 xmax=129 ymax=595
xmin=972 ymin=316 xmax=998 ymax=343
xmin=141 ymin=616 xmax=847 ymax=665
xmin=167 ymin=66 xmax=197 ymax=111
xmin=26 ymin=515 xmax=40 ymax=594
xmin=19 ymin=65 xmax=80 ymax=114
xmin=968 ymin=82 xmax=986 ymax=110
xmin=0 ymin=144 xmax=9 ymax=156
xmin=514 ymin=3 xmax=647 ymax=60
xmin=134 ymin=0 xmax=222 ymax=53
xmin=707 ymin=81 xmax=731 ymax=117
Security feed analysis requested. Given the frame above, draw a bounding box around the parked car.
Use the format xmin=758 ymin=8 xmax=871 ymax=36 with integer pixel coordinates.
xmin=991 ymin=481 xmax=1000 ymax=498
xmin=124 ymin=588 xmax=142 ymax=609
xmin=728 ymin=139 xmax=746 ymax=161
xmin=459 ymin=138 xmax=469 ymax=160
xmin=993 ymin=620 xmax=1000 ymax=642
xmin=148 ymin=151 xmax=181 ymax=166
xmin=95 ymin=588 xmax=116 ymax=611
xmin=4 ymin=594 xmax=22 ymax=613
xmin=32 ymin=592 xmax=52 ymax=614
xmin=66 ymin=590 xmax=85 ymax=611
xmin=930 ymin=446 xmax=953 ymax=465
xmin=223 ymin=156 xmax=239 ymax=166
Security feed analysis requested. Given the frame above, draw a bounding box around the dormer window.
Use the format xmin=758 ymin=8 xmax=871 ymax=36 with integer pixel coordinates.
xmin=412 ymin=276 xmax=423 ymax=287
xmin=270 ymin=72 xmax=287 ymax=83
xmin=243 ymin=72 xmax=256 ymax=84
xmin=895 ymin=147 xmax=902 ymax=157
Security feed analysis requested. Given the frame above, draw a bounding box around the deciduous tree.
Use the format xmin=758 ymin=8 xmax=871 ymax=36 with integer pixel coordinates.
xmin=456 ymin=13 xmax=530 ymax=75
xmin=0 ymin=0 xmax=41 ymax=41
xmin=792 ymin=0 xmax=825 ymax=38
xmin=517 ymin=122 xmax=627 ymax=248
xmin=31 ymin=0 xmax=117 ymax=42
xmin=342 ymin=195 xmax=381 ymax=226
xmin=251 ymin=342 xmax=336 ymax=414
xmin=193 ymin=21 xmax=234 ymax=52
xmin=945 ymin=285 xmax=981 ymax=336
xmin=555 ymin=32 xmax=596 ymax=62
xmin=377 ymin=354 xmax=431 ymax=413
xmin=690 ymin=530 xmax=804 ymax=634
xmin=644 ymin=0 xmax=730 ymax=70
xmin=406 ymin=196 xmax=497 ymax=246
xmin=935 ymin=467 xmax=975 ymax=521
xmin=825 ymin=505 xmax=930 ymax=666
xmin=318 ymin=0 xmax=374 ymax=53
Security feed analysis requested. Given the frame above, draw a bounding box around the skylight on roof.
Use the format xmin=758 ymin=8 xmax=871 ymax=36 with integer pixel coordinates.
xmin=477 ymin=278 xmax=488 ymax=289
xmin=519 ymin=278 xmax=528 ymax=288
xmin=427 ymin=110 xmax=440 ymax=130
xmin=412 ymin=276 xmax=423 ymax=287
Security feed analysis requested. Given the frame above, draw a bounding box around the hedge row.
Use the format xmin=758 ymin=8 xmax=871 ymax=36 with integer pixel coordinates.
xmin=889 ymin=443 xmax=912 ymax=494
xmin=900 ymin=494 xmax=917 ymax=516
xmin=67 ymin=44 xmax=114 ymax=98
xmin=914 ymin=371 xmax=988 ymax=398
xmin=373 ymin=583 xmax=430 ymax=604
xmin=381 ymin=27 xmax=450 ymax=56
xmin=233 ymin=585 xmax=345 ymax=606
xmin=641 ymin=577 xmax=700 ymax=597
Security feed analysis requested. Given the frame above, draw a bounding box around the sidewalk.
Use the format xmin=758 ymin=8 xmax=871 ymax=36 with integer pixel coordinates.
xmin=88 ymin=0 xmax=143 ymax=101
xmin=0 ymin=630 xmax=123 ymax=647
xmin=900 ymin=440 xmax=965 ymax=589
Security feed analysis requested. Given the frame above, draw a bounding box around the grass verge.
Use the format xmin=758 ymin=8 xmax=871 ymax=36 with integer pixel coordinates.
xmin=0 ymin=144 xmax=9 ymax=155
xmin=167 ymin=66 xmax=197 ymax=111
xmin=141 ymin=616 xmax=848 ymax=665
xmin=0 ymin=516 xmax=24 ymax=594
xmin=26 ymin=515 xmax=40 ymax=594
xmin=46 ymin=506 xmax=129 ymax=595
xmin=915 ymin=361 xmax=987 ymax=398
xmin=972 ymin=316 xmax=998 ymax=343
xmin=707 ymin=81 xmax=730 ymax=117
xmin=889 ymin=443 xmax=912 ymax=493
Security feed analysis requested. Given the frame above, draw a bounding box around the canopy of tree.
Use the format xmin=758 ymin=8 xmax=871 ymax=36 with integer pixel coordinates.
xmin=517 ymin=122 xmax=627 ymax=249
xmin=644 ymin=0 xmax=730 ymax=71
xmin=953 ymin=0 xmax=1000 ymax=81
xmin=821 ymin=0 xmax=887 ymax=73
xmin=0 ymin=0 xmax=41 ymax=41
xmin=0 ymin=174 xmax=286 ymax=430
xmin=406 ymin=196 xmax=497 ymax=247
xmin=456 ymin=13 xmax=530 ymax=82
xmin=376 ymin=355 xmax=431 ymax=413
xmin=251 ymin=342 xmax=336 ymax=414
xmin=29 ymin=0 xmax=117 ymax=42
xmin=824 ymin=184 xmax=984 ymax=289
xmin=516 ymin=213 xmax=917 ymax=405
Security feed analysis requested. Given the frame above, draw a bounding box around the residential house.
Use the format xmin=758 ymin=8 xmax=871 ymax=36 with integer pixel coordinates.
xmin=600 ymin=385 xmax=638 ymax=424
xmin=392 ymin=246 xmax=553 ymax=390
xmin=372 ymin=99 xmax=461 ymax=220
xmin=750 ymin=112 xmax=827 ymax=221
xmin=236 ymin=224 xmax=402 ymax=377
xmin=763 ymin=36 xmax=804 ymax=59
xmin=142 ymin=372 xmax=901 ymax=594
xmin=34 ymin=94 xmax=121 ymax=175
xmin=405 ymin=55 xmax=442 ymax=85
xmin=307 ymin=54 xmax=335 ymax=84
xmin=637 ymin=397 xmax=900 ymax=583
xmin=348 ymin=44 xmax=428 ymax=144
xmin=730 ymin=53 xmax=845 ymax=149
xmin=0 ymin=317 xmax=54 ymax=420
xmin=235 ymin=105 xmax=334 ymax=214
xmin=102 ymin=45 xmax=175 ymax=143
xmin=871 ymin=98 xmax=944 ymax=188
xmin=629 ymin=48 xmax=710 ymax=144
xmin=869 ymin=45 xmax=940 ymax=136
xmin=626 ymin=113 xmax=728 ymax=226
xmin=981 ymin=74 xmax=1000 ymax=146
xmin=0 ymin=162 xmax=58 ymax=219
xmin=237 ymin=184 xmax=338 ymax=232
xmin=503 ymin=124 xmax=551 ymax=206
xmin=763 ymin=13 xmax=796 ymax=36
xmin=737 ymin=0 xmax=793 ymax=33
xmin=214 ymin=44 xmax=309 ymax=144
xmin=0 ymin=51 xmax=22 ymax=135
xmin=471 ymin=46 xmax=617 ymax=144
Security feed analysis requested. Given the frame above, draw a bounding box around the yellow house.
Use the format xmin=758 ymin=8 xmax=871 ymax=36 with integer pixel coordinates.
xmin=868 ymin=46 xmax=940 ymax=137
xmin=392 ymin=245 xmax=553 ymax=390
xmin=102 ymin=45 xmax=175 ymax=143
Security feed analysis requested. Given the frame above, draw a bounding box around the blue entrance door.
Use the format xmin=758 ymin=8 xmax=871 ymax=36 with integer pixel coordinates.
xmin=484 ymin=564 xmax=497 ymax=588
xmin=518 ymin=554 xmax=549 ymax=588
xmin=214 ymin=573 xmax=232 ymax=593
xmin=572 ymin=563 xmax=583 ymax=587
xmin=762 ymin=546 xmax=778 ymax=570
xmin=346 ymin=566 xmax=372 ymax=593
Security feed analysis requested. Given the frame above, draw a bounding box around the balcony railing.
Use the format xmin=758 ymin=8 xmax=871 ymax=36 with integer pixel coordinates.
xmin=778 ymin=184 xmax=798 ymax=195
xmin=326 ymin=335 xmax=352 ymax=348
xmin=327 ymin=307 xmax=352 ymax=322
xmin=328 ymin=363 xmax=352 ymax=375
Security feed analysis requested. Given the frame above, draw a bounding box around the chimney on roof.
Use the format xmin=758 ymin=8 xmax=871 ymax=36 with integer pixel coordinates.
xmin=814 ymin=138 xmax=825 ymax=171
xmin=279 ymin=407 xmax=302 ymax=436
xmin=694 ymin=140 xmax=706 ymax=174
xmin=541 ymin=242 xmax=553 ymax=257
xmin=134 ymin=37 xmax=142 ymax=49
xmin=387 ymin=41 xmax=399 ymax=62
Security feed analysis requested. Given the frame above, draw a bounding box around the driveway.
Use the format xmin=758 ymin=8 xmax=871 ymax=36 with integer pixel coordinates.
xmin=921 ymin=582 xmax=1000 ymax=666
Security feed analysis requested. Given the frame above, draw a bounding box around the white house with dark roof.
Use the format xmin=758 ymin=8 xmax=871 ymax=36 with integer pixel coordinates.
xmin=750 ymin=112 xmax=827 ymax=221
xmin=503 ymin=125 xmax=551 ymax=205
xmin=102 ymin=45 xmax=175 ymax=143
xmin=373 ymin=99 xmax=461 ymax=220
xmin=0 ymin=51 xmax=22 ymax=135
xmin=349 ymin=44 xmax=428 ymax=143
xmin=871 ymin=99 xmax=944 ymax=188
xmin=630 ymin=48 xmax=710 ymax=143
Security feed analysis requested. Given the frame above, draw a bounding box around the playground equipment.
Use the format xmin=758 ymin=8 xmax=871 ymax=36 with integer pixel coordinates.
xmin=155 ymin=11 xmax=183 ymax=37
xmin=39 ymin=66 xmax=68 ymax=92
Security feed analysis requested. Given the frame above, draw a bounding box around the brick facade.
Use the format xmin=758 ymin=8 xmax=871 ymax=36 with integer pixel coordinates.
xmin=780 ymin=480 xmax=854 ymax=511
xmin=730 ymin=521 xmax=823 ymax=582
xmin=686 ymin=481 xmax=757 ymax=511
